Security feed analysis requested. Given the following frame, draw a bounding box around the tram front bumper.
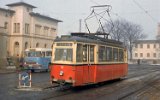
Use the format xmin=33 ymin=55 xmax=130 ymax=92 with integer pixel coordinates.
xmin=51 ymin=78 xmax=75 ymax=84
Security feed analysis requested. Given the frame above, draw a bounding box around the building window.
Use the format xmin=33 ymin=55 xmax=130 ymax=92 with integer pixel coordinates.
xmin=140 ymin=53 xmax=143 ymax=57
xmin=25 ymin=42 xmax=28 ymax=50
xmin=154 ymin=44 xmax=156 ymax=48
xmin=135 ymin=53 xmax=138 ymax=57
xmin=147 ymin=53 xmax=150 ymax=57
xmin=35 ymin=25 xmax=41 ymax=34
xmin=5 ymin=13 xmax=8 ymax=17
xmin=140 ymin=44 xmax=143 ymax=48
xmin=36 ymin=43 xmax=39 ymax=48
xmin=153 ymin=53 xmax=156 ymax=58
xmin=27 ymin=7 xmax=30 ymax=12
xmin=25 ymin=23 xmax=30 ymax=34
xmin=159 ymin=53 xmax=160 ymax=58
xmin=14 ymin=23 xmax=20 ymax=33
xmin=44 ymin=26 xmax=49 ymax=36
xmin=50 ymin=28 xmax=56 ymax=36
xmin=147 ymin=44 xmax=150 ymax=49
xmin=14 ymin=42 xmax=19 ymax=57
xmin=4 ymin=22 xmax=8 ymax=29
xmin=44 ymin=44 xmax=47 ymax=48
xmin=135 ymin=44 xmax=138 ymax=48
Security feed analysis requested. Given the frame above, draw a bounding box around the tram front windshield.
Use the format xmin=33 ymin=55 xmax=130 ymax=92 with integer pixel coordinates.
xmin=54 ymin=48 xmax=73 ymax=61
xmin=25 ymin=51 xmax=42 ymax=57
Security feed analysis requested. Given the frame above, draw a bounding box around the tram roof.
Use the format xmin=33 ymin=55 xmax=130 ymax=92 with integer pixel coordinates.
xmin=54 ymin=33 xmax=124 ymax=47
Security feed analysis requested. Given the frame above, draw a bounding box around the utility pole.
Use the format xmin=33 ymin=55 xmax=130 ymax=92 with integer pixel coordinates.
xmin=79 ymin=19 xmax=82 ymax=32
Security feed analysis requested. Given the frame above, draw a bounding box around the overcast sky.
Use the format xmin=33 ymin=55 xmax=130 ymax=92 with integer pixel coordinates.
xmin=0 ymin=0 xmax=160 ymax=39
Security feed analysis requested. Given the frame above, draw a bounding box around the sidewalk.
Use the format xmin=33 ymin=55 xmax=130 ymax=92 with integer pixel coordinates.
xmin=0 ymin=66 xmax=17 ymax=74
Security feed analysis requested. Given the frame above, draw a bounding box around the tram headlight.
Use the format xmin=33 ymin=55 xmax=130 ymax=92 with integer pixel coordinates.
xmin=60 ymin=71 xmax=64 ymax=76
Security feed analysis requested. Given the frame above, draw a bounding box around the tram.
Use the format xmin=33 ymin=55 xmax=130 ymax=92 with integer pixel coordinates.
xmin=50 ymin=33 xmax=128 ymax=87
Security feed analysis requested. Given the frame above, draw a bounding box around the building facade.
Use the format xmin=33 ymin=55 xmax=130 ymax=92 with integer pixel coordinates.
xmin=0 ymin=8 xmax=14 ymax=67
xmin=132 ymin=40 xmax=160 ymax=64
xmin=132 ymin=23 xmax=160 ymax=64
xmin=0 ymin=2 xmax=61 ymax=59
xmin=0 ymin=27 xmax=8 ymax=67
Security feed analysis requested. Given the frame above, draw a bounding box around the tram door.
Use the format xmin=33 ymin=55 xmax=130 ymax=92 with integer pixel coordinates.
xmin=83 ymin=45 xmax=95 ymax=83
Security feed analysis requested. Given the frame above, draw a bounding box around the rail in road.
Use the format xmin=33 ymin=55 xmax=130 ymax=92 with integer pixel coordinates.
xmin=1 ymin=64 xmax=160 ymax=100
xmin=42 ymin=66 xmax=160 ymax=100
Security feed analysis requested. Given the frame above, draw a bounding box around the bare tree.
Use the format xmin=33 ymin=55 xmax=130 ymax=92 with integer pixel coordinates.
xmin=106 ymin=19 xmax=124 ymax=41
xmin=98 ymin=19 xmax=147 ymax=60
xmin=122 ymin=21 xmax=147 ymax=60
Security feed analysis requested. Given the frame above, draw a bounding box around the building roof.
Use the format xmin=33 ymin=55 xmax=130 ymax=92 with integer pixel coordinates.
xmin=30 ymin=12 xmax=62 ymax=22
xmin=0 ymin=7 xmax=15 ymax=13
xmin=6 ymin=2 xmax=36 ymax=8
xmin=134 ymin=40 xmax=160 ymax=44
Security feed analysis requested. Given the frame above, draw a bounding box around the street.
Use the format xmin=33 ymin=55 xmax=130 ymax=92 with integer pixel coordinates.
xmin=1 ymin=64 xmax=160 ymax=100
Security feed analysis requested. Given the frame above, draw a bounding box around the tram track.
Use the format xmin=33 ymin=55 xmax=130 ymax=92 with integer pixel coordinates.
xmin=2 ymin=64 xmax=160 ymax=100
xmin=41 ymin=69 xmax=160 ymax=100
xmin=118 ymin=72 xmax=160 ymax=100
xmin=42 ymin=85 xmax=74 ymax=100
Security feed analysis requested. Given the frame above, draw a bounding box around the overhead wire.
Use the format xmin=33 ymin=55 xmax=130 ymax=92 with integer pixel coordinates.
xmin=132 ymin=0 xmax=158 ymax=23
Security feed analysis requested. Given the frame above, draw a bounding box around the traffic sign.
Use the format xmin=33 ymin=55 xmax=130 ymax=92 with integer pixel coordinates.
xmin=19 ymin=71 xmax=31 ymax=88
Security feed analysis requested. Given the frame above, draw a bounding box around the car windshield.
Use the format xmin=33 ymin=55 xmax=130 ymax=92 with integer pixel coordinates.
xmin=25 ymin=51 xmax=42 ymax=57
xmin=54 ymin=48 xmax=73 ymax=61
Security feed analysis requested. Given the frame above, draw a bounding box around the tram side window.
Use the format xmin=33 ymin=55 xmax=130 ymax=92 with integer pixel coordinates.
xmin=98 ymin=46 xmax=106 ymax=62
xmin=106 ymin=47 xmax=112 ymax=61
xmin=76 ymin=44 xmax=83 ymax=62
xmin=54 ymin=49 xmax=73 ymax=61
xmin=83 ymin=45 xmax=87 ymax=62
xmin=113 ymin=48 xmax=118 ymax=62
xmin=119 ymin=49 xmax=124 ymax=62
xmin=90 ymin=45 xmax=94 ymax=62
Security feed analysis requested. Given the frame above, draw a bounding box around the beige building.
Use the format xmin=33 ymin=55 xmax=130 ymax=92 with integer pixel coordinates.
xmin=0 ymin=2 xmax=61 ymax=59
xmin=0 ymin=8 xmax=14 ymax=67
xmin=133 ymin=40 xmax=160 ymax=64
xmin=0 ymin=27 xmax=8 ymax=67
xmin=132 ymin=23 xmax=160 ymax=64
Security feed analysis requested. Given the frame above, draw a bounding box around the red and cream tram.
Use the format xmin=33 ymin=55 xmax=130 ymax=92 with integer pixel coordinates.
xmin=50 ymin=33 xmax=128 ymax=87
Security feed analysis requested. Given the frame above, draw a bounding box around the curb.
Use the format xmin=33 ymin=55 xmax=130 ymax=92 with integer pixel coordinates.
xmin=0 ymin=69 xmax=17 ymax=74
